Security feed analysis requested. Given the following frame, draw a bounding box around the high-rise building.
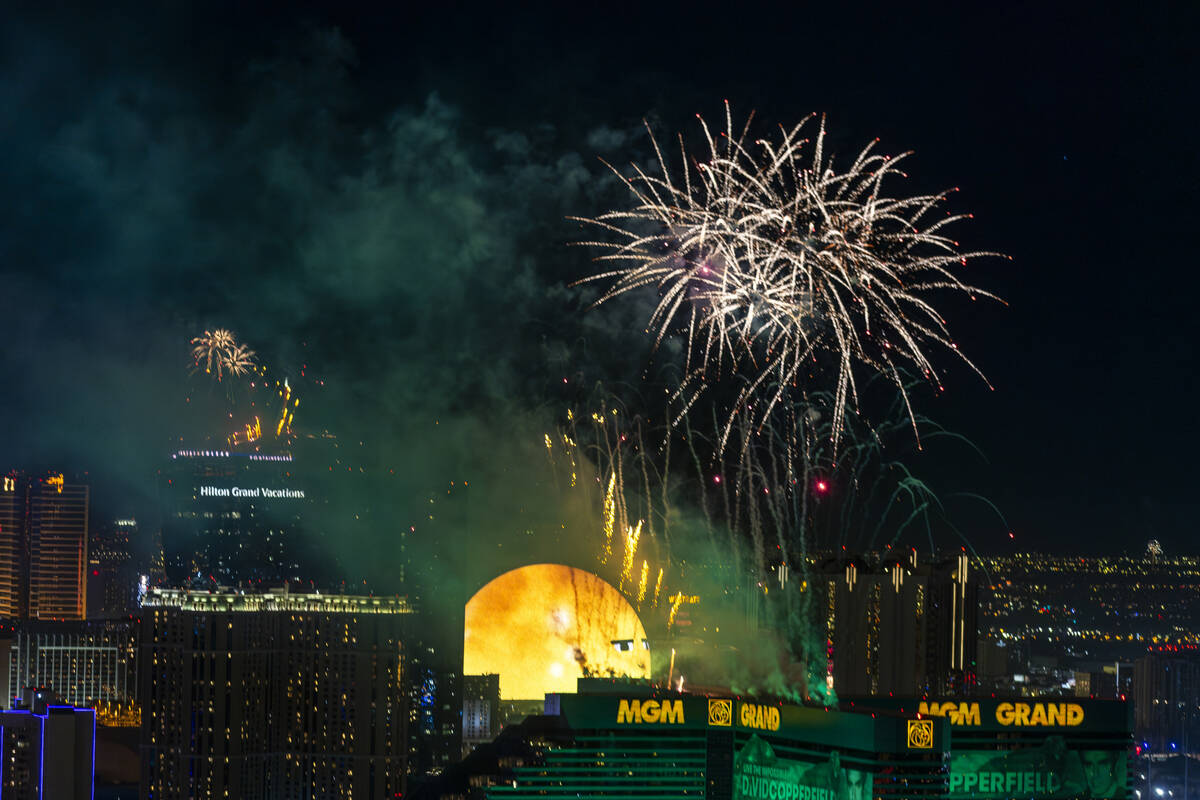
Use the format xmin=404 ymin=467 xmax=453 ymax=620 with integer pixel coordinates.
xmin=28 ymin=477 xmax=88 ymax=621
xmin=0 ymin=474 xmax=26 ymax=618
xmin=405 ymin=633 xmax=462 ymax=781
xmin=817 ymin=551 xmax=978 ymax=697
xmin=158 ymin=449 xmax=332 ymax=588
xmin=421 ymin=689 xmax=952 ymax=800
xmin=87 ymin=517 xmax=138 ymax=617
xmin=0 ymin=472 xmax=89 ymax=621
xmin=0 ymin=690 xmax=95 ymax=800
xmin=462 ymin=673 xmax=500 ymax=756
xmin=1133 ymin=654 xmax=1200 ymax=752
xmin=139 ymin=587 xmax=410 ymax=800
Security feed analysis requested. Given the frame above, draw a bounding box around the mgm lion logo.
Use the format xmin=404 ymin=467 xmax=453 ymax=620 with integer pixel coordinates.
xmin=907 ymin=719 xmax=934 ymax=749
xmin=708 ymin=699 xmax=733 ymax=727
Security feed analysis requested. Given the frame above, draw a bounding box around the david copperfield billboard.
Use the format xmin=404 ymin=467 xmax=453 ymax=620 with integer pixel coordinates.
xmin=733 ymin=736 xmax=872 ymax=800
xmin=849 ymin=697 xmax=1132 ymax=800
xmin=948 ymin=743 xmax=1125 ymax=799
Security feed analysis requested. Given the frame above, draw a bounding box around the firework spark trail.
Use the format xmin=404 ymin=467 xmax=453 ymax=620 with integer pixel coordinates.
xmin=621 ymin=519 xmax=643 ymax=589
xmin=545 ymin=395 xmax=687 ymax=621
xmin=601 ymin=472 xmax=616 ymax=565
xmin=574 ymin=103 xmax=1005 ymax=451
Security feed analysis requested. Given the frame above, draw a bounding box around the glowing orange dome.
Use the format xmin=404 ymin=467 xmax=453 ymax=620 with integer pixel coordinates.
xmin=463 ymin=563 xmax=650 ymax=700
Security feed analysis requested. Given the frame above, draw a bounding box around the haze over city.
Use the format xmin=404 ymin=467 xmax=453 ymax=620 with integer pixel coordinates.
xmin=0 ymin=2 xmax=1196 ymax=798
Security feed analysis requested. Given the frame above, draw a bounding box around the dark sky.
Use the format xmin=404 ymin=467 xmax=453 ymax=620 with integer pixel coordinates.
xmin=1 ymin=1 xmax=1196 ymax=557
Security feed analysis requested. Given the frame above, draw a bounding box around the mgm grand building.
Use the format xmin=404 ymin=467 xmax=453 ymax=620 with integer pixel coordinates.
xmin=853 ymin=697 xmax=1133 ymax=800
xmin=464 ymin=689 xmax=950 ymax=800
xmin=449 ymin=690 xmax=1130 ymax=800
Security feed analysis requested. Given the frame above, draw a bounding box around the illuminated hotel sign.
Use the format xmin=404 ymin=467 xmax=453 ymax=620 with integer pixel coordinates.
xmin=198 ymin=486 xmax=306 ymax=499
xmin=616 ymin=698 xmax=778 ymax=730
xmin=616 ymin=698 xmax=684 ymax=724
xmin=919 ymin=701 xmax=1084 ymax=728
xmin=739 ymin=702 xmax=782 ymax=732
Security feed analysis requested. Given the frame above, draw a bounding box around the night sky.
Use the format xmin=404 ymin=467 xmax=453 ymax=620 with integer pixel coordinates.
xmin=2 ymin=2 xmax=1197 ymax=558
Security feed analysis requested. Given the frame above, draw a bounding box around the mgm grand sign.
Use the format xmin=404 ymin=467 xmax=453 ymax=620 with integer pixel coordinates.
xmin=616 ymin=698 xmax=685 ymax=725
xmin=886 ymin=698 xmax=1132 ymax=734
xmin=614 ymin=698 xmax=784 ymax=733
xmin=919 ymin=700 xmax=1086 ymax=728
xmin=892 ymin=698 xmax=1131 ymax=800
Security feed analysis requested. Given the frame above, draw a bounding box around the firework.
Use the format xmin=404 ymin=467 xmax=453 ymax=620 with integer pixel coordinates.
xmin=190 ymin=329 xmax=234 ymax=377
xmin=190 ymin=329 xmax=257 ymax=382
xmin=185 ymin=329 xmax=308 ymax=450
xmin=224 ymin=343 xmax=256 ymax=378
xmin=621 ymin=520 xmax=643 ymax=589
xmin=575 ymin=103 xmax=1004 ymax=449
xmin=601 ymin=472 xmax=616 ymax=565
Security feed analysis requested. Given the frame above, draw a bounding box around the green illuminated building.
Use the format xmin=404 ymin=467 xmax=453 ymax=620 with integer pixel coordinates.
xmin=850 ymin=698 xmax=1133 ymax=800
xmin=437 ymin=691 xmax=1132 ymax=800
xmin=479 ymin=692 xmax=950 ymax=800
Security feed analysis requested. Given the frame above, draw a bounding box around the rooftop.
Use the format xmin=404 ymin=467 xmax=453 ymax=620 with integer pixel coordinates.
xmin=142 ymin=586 xmax=412 ymax=614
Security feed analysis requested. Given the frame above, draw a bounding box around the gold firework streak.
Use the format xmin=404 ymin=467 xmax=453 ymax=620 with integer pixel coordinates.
xmin=637 ymin=560 xmax=649 ymax=606
xmin=601 ymin=473 xmax=616 ymax=564
xmin=621 ymin=520 xmax=643 ymax=588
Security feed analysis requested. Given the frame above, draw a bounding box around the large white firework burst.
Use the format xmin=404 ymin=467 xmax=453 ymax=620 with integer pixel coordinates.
xmin=575 ymin=103 xmax=1004 ymax=450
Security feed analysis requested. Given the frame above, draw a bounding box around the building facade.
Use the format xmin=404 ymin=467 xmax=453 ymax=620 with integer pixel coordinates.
xmin=438 ymin=690 xmax=951 ymax=800
xmin=405 ymin=634 xmax=463 ymax=781
xmin=814 ymin=552 xmax=979 ymax=697
xmin=0 ymin=473 xmax=89 ymax=622
xmin=1133 ymin=654 xmax=1200 ymax=753
xmin=857 ymin=696 xmax=1133 ymax=800
xmin=0 ymin=475 xmax=25 ymax=619
xmin=87 ymin=517 xmax=138 ymax=617
xmin=158 ymin=450 xmax=321 ymax=587
xmin=0 ymin=691 xmax=95 ymax=800
xmin=462 ymin=673 xmax=501 ymax=756
xmin=5 ymin=619 xmax=138 ymax=720
xmin=139 ymin=587 xmax=410 ymax=800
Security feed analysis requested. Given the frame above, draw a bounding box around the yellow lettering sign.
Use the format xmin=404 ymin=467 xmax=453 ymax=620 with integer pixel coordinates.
xmin=738 ymin=702 xmax=781 ymax=731
xmin=918 ymin=701 xmax=980 ymax=726
xmin=617 ymin=699 xmax=685 ymax=725
xmin=994 ymin=703 xmax=1083 ymax=726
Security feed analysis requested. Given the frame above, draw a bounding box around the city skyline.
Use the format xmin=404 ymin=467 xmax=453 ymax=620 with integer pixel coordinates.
xmin=1 ymin=4 xmax=1197 ymax=797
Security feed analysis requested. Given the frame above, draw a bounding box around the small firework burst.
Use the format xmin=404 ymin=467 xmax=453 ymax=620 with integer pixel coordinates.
xmin=190 ymin=329 xmax=257 ymax=381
